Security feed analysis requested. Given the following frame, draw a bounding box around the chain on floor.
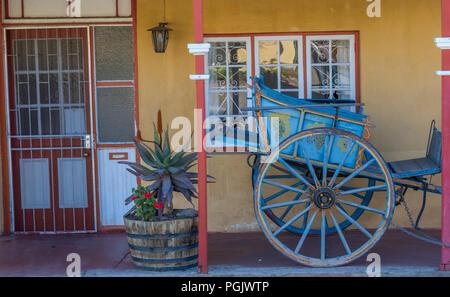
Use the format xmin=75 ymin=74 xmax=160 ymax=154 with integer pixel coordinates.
xmin=389 ymin=197 xmax=450 ymax=248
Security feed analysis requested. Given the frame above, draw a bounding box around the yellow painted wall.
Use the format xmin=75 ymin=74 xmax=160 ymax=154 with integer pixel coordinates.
xmin=137 ymin=0 xmax=442 ymax=231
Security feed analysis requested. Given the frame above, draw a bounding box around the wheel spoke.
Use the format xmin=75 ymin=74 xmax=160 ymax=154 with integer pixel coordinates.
xmin=279 ymin=188 xmax=308 ymax=220
xmin=336 ymin=198 xmax=386 ymax=215
xmin=328 ymin=142 xmax=356 ymax=187
xmin=262 ymin=198 xmax=310 ymax=210
xmin=263 ymin=180 xmax=308 ymax=194
xmin=279 ymin=158 xmax=315 ymax=190
xmin=321 ymin=211 xmax=326 ymax=260
xmin=329 ymin=210 xmax=351 ymax=255
xmin=338 ymin=184 xmax=387 ymax=196
xmin=340 ymin=185 xmax=369 ymax=199
xmin=302 ymin=148 xmax=320 ymax=187
xmin=335 ymin=203 xmax=373 ymax=239
xmin=322 ymin=135 xmax=333 ymax=186
xmin=302 ymin=202 xmax=311 ymax=229
xmin=333 ymin=159 xmax=376 ymax=190
xmin=294 ymin=210 xmax=318 ymax=253
xmin=273 ymin=204 xmax=314 ymax=237
xmin=263 ymin=181 xmax=304 ymax=203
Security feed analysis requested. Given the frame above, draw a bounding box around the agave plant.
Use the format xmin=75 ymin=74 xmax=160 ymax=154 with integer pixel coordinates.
xmin=120 ymin=124 xmax=214 ymax=218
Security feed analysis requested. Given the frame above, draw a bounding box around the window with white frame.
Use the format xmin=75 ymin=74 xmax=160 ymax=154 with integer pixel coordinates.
xmin=205 ymin=38 xmax=252 ymax=124
xmin=306 ymin=35 xmax=356 ymax=101
xmin=204 ymin=33 xmax=357 ymax=149
xmin=204 ymin=37 xmax=252 ymax=149
xmin=255 ymin=36 xmax=304 ymax=98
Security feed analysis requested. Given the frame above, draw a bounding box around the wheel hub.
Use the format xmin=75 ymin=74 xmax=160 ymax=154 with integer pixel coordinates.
xmin=312 ymin=187 xmax=336 ymax=209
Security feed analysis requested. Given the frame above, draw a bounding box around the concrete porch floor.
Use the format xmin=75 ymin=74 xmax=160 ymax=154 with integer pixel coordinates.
xmin=0 ymin=229 xmax=449 ymax=277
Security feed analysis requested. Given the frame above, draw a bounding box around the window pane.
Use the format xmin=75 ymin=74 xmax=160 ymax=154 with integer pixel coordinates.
xmin=207 ymin=39 xmax=250 ymax=118
xmin=15 ymin=41 xmax=26 ymax=71
xmin=230 ymin=92 xmax=248 ymax=115
xmin=95 ymin=26 xmax=134 ymax=81
xmin=27 ymin=56 xmax=36 ymax=71
xmin=228 ymin=42 xmax=247 ymax=65
xmin=49 ymin=55 xmax=58 ymax=70
xmin=61 ymin=38 xmax=83 ymax=71
xmin=27 ymin=40 xmax=35 ymax=55
xmin=47 ymin=108 xmax=61 ymax=135
xmin=19 ymin=108 xmax=39 ymax=135
xmin=26 ymin=74 xmax=37 ymax=105
xmin=280 ymin=40 xmax=298 ymax=64
xmin=332 ymin=65 xmax=351 ymax=88
xmin=311 ymin=40 xmax=329 ymax=64
xmin=311 ymin=90 xmax=330 ymax=99
xmin=208 ymin=92 xmax=227 ymax=116
xmin=229 ymin=67 xmax=247 ymax=91
xmin=260 ymin=66 xmax=278 ymax=89
xmin=259 ymin=41 xmax=277 ymax=65
xmin=311 ymin=66 xmax=330 ymax=88
xmin=40 ymin=107 xmax=62 ymax=135
xmin=18 ymin=82 xmax=29 ymax=105
xmin=209 ymin=67 xmax=227 ymax=90
xmin=280 ymin=66 xmax=299 ymax=89
xmin=62 ymin=74 xmax=69 ymax=104
xmin=37 ymin=40 xmax=48 ymax=71
xmin=97 ymin=87 xmax=135 ymax=143
xmin=69 ymin=73 xmax=83 ymax=104
xmin=308 ymin=37 xmax=354 ymax=101
xmin=48 ymin=40 xmax=57 ymax=55
xmin=282 ymin=91 xmax=299 ymax=98
xmin=332 ymin=40 xmax=350 ymax=63
xmin=39 ymin=81 xmax=49 ymax=104
xmin=63 ymin=107 xmax=86 ymax=135
xmin=49 ymin=73 xmax=59 ymax=104
xmin=209 ymin=42 xmax=226 ymax=66
xmin=19 ymin=108 xmax=30 ymax=135
xmin=332 ymin=90 xmax=351 ymax=100
xmin=41 ymin=107 xmax=50 ymax=135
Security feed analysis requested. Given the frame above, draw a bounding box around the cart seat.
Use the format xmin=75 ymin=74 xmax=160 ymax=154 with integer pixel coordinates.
xmin=388 ymin=157 xmax=440 ymax=178
xmin=388 ymin=127 xmax=442 ymax=179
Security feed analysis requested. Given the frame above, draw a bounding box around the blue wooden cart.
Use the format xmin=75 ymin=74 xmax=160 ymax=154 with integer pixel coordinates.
xmin=232 ymin=76 xmax=442 ymax=267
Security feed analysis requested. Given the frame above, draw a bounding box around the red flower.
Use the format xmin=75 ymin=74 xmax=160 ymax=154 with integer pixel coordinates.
xmin=154 ymin=201 xmax=164 ymax=209
xmin=131 ymin=197 xmax=137 ymax=201
xmin=143 ymin=192 xmax=152 ymax=199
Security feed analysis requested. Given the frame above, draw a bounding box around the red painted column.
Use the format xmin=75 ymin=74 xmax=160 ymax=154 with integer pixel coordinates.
xmin=0 ymin=0 xmax=11 ymax=234
xmin=441 ymin=0 xmax=450 ymax=271
xmin=192 ymin=0 xmax=208 ymax=274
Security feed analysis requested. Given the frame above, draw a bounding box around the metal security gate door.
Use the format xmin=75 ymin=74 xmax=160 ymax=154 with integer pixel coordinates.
xmin=6 ymin=28 xmax=95 ymax=233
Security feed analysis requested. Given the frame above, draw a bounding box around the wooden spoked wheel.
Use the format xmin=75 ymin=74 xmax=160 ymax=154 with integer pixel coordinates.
xmin=254 ymin=127 xmax=395 ymax=267
xmin=251 ymin=157 xmax=376 ymax=235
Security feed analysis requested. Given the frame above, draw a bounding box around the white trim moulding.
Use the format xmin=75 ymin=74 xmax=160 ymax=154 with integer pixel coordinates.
xmin=188 ymin=43 xmax=211 ymax=55
xmin=435 ymin=37 xmax=450 ymax=50
xmin=190 ymin=74 xmax=210 ymax=80
xmin=3 ymin=17 xmax=133 ymax=24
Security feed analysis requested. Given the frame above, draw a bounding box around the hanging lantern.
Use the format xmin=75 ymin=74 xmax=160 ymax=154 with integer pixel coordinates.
xmin=148 ymin=22 xmax=172 ymax=53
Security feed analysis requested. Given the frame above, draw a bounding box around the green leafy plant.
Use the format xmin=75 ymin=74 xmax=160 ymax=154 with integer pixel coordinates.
xmin=121 ymin=123 xmax=214 ymax=220
xmin=130 ymin=185 xmax=163 ymax=220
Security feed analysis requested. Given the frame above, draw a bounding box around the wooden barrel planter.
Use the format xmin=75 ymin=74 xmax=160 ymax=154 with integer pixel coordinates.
xmin=123 ymin=215 xmax=198 ymax=271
